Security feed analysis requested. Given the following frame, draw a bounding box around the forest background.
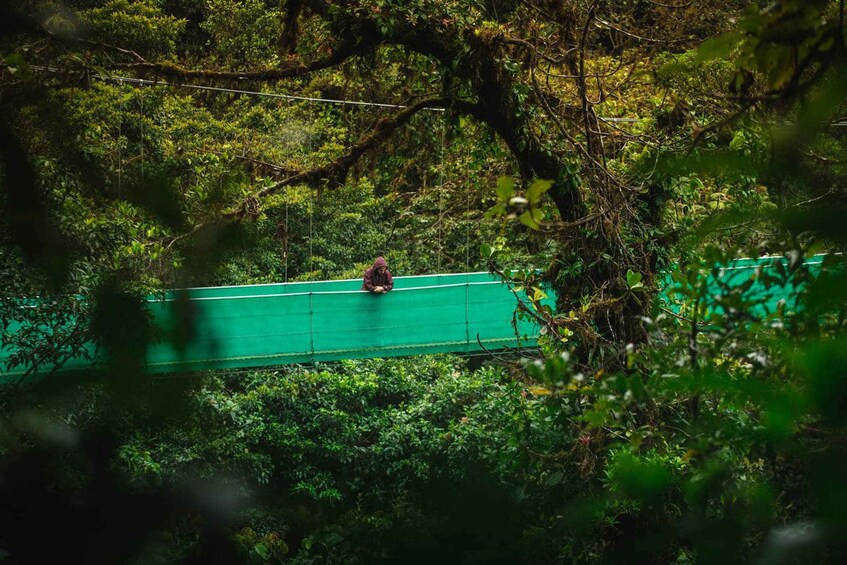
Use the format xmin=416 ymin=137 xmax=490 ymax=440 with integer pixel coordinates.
xmin=2 ymin=0 xmax=847 ymax=563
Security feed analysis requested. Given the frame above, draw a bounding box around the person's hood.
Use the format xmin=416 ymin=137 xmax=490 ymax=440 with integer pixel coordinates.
xmin=373 ymin=257 xmax=387 ymax=269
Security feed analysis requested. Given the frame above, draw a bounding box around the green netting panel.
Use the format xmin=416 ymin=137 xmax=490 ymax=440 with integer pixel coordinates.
xmin=0 ymin=256 xmax=833 ymax=379
xmin=0 ymin=273 xmax=549 ymax=377
xmin=660 ymin=254 xmax=828 ymax=317
xmin=145 ymin=292 xmax=317 ymax=371
xmin=141 ymin=275 xmax=548 ymax=373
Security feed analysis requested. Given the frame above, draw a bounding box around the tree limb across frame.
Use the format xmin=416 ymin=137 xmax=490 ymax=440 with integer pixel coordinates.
xmin=252 ymin=96 xmax=455 ymax=199
xmin=101 ymin=8 xmax=587 ymax=221
xmin=113 ymin=34 xmax=379 ymax=82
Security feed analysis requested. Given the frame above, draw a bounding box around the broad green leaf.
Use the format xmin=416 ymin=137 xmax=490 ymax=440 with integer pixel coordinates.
xmin=519 ymin=210 xmax=539 ymax=230
xmin=626 ymin=269 xmax=644 ymax=290
xmin=484 ymin=205 xmax=504 ymax=219
xmin=695 ymin=31 xmax=743 ymax=62
xmin=480 ymin=243 xmax=492 ymax=258
xmin=531 ymin=207 xmax=544 ymax=225
xmin=496 ymin=176 xmax=515 ymax=202
xmin=526 ymin=179 xmax=553 ymax=203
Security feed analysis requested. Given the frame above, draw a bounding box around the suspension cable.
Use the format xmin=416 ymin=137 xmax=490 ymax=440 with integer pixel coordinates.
xmin=465 ymin=145 xmax=471 ymax=354
xmin=32 ymin=66 xmax=647 ymax=123
xmin=436 ymin=116 xmax=447 ymax=273
xmin=30 ymin=66 xmax=446 ymax=112
xmin=308 ymin=107 xmax=314 ymax=278
xmin=308 ymin=106 xmax=315 ymax=363
xmin=139 ymin=81 xmax=144 ymax=185
xmin=117 ymin=78 xmax=123 ymax=199
xmin=279 ymin=98 xmax=289 ymax=283
xmin=284 ymin=187 xmax=289 ymax=283
xmin=308 ymin=188 xmax=315 ymax=364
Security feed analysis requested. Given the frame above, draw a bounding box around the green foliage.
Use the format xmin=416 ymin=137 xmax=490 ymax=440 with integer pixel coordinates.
xmin=124 ymin=357 xmax=519 ymax=499
xmin=4 ymin=0 xmax=847 ymax=563
xmin=488 ymin=175 xmax=552 ymax=230
xmin=80 ymin=0 xmax=186 ymax=60
xmin=518 ymin=243 xmax=847 ymax=561
xmin=103 ymin=357 xmax=568 ymax=561
xmin=625 ymin=269 xmax=644 ymax=291
xmin=233 ymin=527 xmax=289 ymax=563
xmin=201 ymin=0 xmax=283 ymax=68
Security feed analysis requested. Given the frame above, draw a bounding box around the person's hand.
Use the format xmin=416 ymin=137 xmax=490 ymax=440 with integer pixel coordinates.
xmin=375 ymin=286 xmax=384 ymax=294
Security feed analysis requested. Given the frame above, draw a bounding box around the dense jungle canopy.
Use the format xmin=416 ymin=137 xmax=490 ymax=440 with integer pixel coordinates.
xmin=2 ymin=0 xmax=847 ymax=563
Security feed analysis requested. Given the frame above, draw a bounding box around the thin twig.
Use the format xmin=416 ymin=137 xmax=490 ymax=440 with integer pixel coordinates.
xmin=594 ymin=17 xmax=688 ymax=44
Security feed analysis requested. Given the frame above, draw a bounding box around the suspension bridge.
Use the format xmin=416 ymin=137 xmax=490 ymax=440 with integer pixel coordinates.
xmin=0 ymin=255 xmax=829 ymax=379
xmin=0 ymin=272 xmax=550 ymax=379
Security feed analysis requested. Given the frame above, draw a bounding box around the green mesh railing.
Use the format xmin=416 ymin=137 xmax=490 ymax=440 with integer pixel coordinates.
xmin=1 ymin=273 xmax=551 ymax=377
xmin=144 ymin=272 xmax=549 ymax=373
xmin=0 ymin=255 xmax=831 ymax=378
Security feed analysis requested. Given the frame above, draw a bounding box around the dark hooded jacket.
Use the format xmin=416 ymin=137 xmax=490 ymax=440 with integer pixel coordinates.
xmin=362 ymin=257 xmax=394 ymax=292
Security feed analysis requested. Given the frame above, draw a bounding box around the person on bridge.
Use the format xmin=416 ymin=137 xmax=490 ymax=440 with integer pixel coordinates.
xmin=362 ymin=256 xmax=394 ymax=294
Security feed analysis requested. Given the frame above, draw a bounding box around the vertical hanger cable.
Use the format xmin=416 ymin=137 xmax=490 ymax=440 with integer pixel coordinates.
xmin=139 ymin=83 xmax=144 ymax=185
xmin=308 ymin=106 xmax=315 ymax=363
xmin=465 ymin=149 xmax=472 ymax=353
xmin=281 ymin=99 xmax=289 ymax=283
xmin=117 ymin=79 xmax=123 ymax=200
xmin=436 ymin=116 xmax=446 ymax=273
